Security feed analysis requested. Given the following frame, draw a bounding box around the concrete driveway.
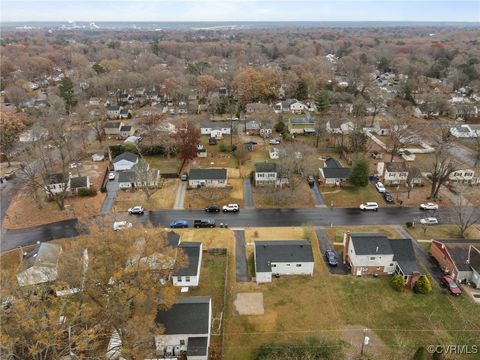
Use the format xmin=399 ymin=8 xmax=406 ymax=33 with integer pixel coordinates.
xmin=174 ymin=181 xmax=187 ymax=209
xmin=316 ymin=228 xmax=348 ymax=275
xmin=101 ymin=175 xmax=120 ymax=214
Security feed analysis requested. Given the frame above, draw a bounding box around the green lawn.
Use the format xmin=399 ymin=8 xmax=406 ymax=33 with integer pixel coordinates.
xmin=321 ymin=184 xmax=385 ymax=208
xmin=406 ymin=224 xmax=480 ymax=240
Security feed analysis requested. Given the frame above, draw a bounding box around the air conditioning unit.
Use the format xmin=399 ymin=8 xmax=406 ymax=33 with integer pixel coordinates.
xmin=165 ymin=346 xmax=173 ymax=357
xmin=174 ymin=345 xmax=181 ymax=356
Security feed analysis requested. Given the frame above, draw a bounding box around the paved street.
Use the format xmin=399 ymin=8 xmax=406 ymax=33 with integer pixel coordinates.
xmin=234 ymin=229 xmax=250 ymax=282
xmin=1 ymin=207 xmax=470 ymax=252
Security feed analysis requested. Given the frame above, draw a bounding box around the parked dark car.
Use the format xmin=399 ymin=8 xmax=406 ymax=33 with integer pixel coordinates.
xmin=194 ymin=219 xmax=216 ymax=228
xmin=205 ymin=205 xmax=221 ymax=213
xmin=180 ymin=173 xmax=188 ymax=181
xmin=383 ymin=191 xmax=394 ymax=203
xmin=307 ymin=175 xmax=315 ymax=186
xmin=324 ymin=250 xmax=338 ymax=266
xmin=208 ymin=137 xmax=217 ymax=145
xmin=440 ymin=275 xmax=462 ymax=296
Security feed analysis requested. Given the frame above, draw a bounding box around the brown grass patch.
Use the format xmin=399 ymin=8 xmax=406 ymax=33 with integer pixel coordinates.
xmin=184 ymin=183 xmax=244 ymax=209
xmin=252 ymin=182 xmax=315 ymax=208
xmin=114 ymin=179 xmax=178 ymax=211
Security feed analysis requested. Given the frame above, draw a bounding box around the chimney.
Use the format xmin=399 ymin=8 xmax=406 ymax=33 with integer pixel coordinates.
xmin=375 ymin=246 xmax=379 ymax=253
xmin=343 ymin=232 xmax=351 ymax=264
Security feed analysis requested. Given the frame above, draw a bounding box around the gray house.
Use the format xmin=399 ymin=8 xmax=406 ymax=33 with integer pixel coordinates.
xmin=173 ymin=242 xmax=203 ymax=287
xmin=319 ymin=158 xmax=351 ymax=186
xmin=254 ymin=163 xmax=289 ymax=187
xmin=188 ymin=168 xmax=228 ymax=188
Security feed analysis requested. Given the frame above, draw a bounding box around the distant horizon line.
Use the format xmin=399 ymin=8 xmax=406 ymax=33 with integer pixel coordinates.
xmin=2 ymin=20 xmax=479 ymax=23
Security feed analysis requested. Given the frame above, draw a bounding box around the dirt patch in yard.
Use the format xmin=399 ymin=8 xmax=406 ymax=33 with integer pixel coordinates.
xmin=252 ymin=182 xmax=315 ymax=208
xmin=341 ymin=326 xmax=389 ymax=359
xmin=233 ymin=293 xmax=264 ymax=315
xmin=184 ymin=182 xmax=244 ymax=209
xmin=114 ymin=179 xmax=178 ymax=211
xmin=4 ymin=161 xmax=108 ymax=229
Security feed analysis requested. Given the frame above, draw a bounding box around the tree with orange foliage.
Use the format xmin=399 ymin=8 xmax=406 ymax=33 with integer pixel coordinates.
xmin=231 ymin=67 xmax=280 ymax=106
xmin=0 ymin=111 xmax=27 ymax=166
xmin=196 ymin=74 xmax=221 ymax=99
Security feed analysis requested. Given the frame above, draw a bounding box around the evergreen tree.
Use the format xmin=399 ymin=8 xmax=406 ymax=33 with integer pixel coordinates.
xmin=413 ymin=276 xmax=432 ymax=294
xmin=59 ymin=76 xmax=77 ymax=114
xmin=348 ymin=158 xmax=370 ymax=187
xmin=295 ymin=78 xmax=308 ymax=101
xmin=390 ymin=274 xmax=406 ymax=292
xmin=315 ymin=90 xmax=330 ymax=113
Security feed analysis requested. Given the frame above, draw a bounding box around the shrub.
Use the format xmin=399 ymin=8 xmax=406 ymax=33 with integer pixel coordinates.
xmin=390 ymin=274 xmax=405 ymax=292
xmin=218 ymin=142 xmax=229 ymax=152
xmin=413 ymin=346 xmax=427 ymax=360
xmin=77 ymin=187 xmax=97 ymax=197
xmin=413 ymin=276 xmax=432 ymax=294
xmin=348 ymin=158 xmax=370 ymax=187
xmin=274 ymin=121 xmax=285 ymax=133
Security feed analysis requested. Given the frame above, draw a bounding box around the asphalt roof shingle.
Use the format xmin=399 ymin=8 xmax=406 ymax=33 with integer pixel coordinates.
xmin=113 ymin=152 xmax=138 ymax=164
xmin=70 ymin=176 xmax=89 ymax=189
xmin=188 ymin=168 xmax=227 ymax=181
xmin=155 ymin=296 xmax=211 ymax=335
xmin=255 ymin=240 xmax=314 ymax=273
xmin=174 ymin=242 xmax=201 ymax=277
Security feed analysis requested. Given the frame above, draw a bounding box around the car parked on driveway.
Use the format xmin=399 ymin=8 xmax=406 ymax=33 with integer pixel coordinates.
xmin=269 ymin=139 xmax=280 ymax=145
xmin=69 ymin=162 xmax=81 ymax=169
xmin=194 ymin=219 xmax=216 ymax=228
xmin=222 ymin=204 xmax=239 ymax=212
xmin=420 ymin=217 xmax=439 ymax=225
xmin=208 ymin=137 xmax=217 ymax=145
xmin=108 ymin=172 xmax=116 ymax=180
xmin=420 ymin=203 xmax=439 ymax=210
xmin=360 ymin=202 xmax=379 ymax=211
xmin=169 ymin=219 xmax=188 ymax=228
xmin=383 ymin=191 xmax=394 ymax=203
xmin=440 ymin=275 xmax=462 ymax=295
xmin=205 ymin=205 xmax=221 ymax=213
xmin=375 ymin=182 xmax=386 ymax=193
xmin=128 ymin=206 xmax=144 ymax=215
xmin=324 ymin=250 xmax=338 ymax=266
xmin=113 ymin=221 xmax=132 ymax=231
xmin=180 ymin=173 xmax=188 ymax=181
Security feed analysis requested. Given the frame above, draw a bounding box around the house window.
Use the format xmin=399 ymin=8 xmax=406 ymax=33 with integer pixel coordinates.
xmin=296 ymin=264 xmax=302 ymax=267
xmin=272 ymin=264 xmax=276 ymax=267
xmin=185 ymin=276 xmax=190 ymax=282
xmin=177 ymin=277 xmax=182 ymax=282
xmin=370 ymin=257 xmax=376 ymax=260
xmin=389 ymin=263 xmax=394 ymax=266
xmin=180 ymin=340 xmax=185 ymax=346
xmin=286 ymin=264 xmax=291 ymax=267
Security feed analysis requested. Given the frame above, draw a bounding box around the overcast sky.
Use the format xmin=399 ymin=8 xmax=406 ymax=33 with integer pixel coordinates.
xmin=1 ymin=0 xmax=479 ymax=22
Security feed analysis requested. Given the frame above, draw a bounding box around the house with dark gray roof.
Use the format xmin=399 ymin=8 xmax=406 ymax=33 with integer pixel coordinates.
xmin=173 ymin=242 xmax=203 ymax=287
xmin=70 ymin=176 xmax=91 ymax=193
xmin=254 ymin=240 xmax=314 ymax=283
xmin=154 ymin=296 xmax=212 ymax=360
xmin=104 ymin=121 xmax=123 ymax=136
xmin=113 ymin=152 xmax=139 ymax=171
xmin=17 ymin=243 xmax=63 ymax=287
xmin=119 ymin=125 xmax=134 ymax=138
xmin=188 ymin=168 xmax=227 ymax=188
xmin=319 ymin=158 xmax=351 ymax=185
xmin=288 ymin=116 xmax=315 ymax=134
xmin=254 ymin=162 xmax=289 ymax=187
xmin=343 ymin=232 xmax=423 ymax=288
xmin=45 ymin=173 xmax=91 ymax=196
xmin=429 ymin=240 xmax=480 ymax=288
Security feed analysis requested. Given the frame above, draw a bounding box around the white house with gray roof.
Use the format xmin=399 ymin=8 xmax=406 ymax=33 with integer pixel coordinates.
xmin=112 ymin=152 xmax=139 ymax=171
xmin=188 ymin=168 xmax=228 ymax=188
xmin=173 ymin=242 xmax=203 ymax=287
xmin=254 ymin=163 xmax=289 ymax=187
xmin=154 ymin=296 xmax=212 ymax=360
xmin=254 ymin=240 xmax=314 ymax=283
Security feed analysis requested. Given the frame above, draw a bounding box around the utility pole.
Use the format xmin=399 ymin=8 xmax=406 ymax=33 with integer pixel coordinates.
xmin=360 ymin=328 xmax=369 ymax=357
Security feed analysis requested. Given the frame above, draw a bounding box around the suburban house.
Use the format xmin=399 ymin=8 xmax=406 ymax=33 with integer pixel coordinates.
xmin=45 ymin=173 xmax=91 ymax=196
xmin=383 ymin=162 xmax=409 ymax=185
xmin=17 ymin=243 xmax=63 ymax=287
xmin=343 ymin=232 xmax=423 ymax=288
xmin=112 ymin=152 xmax=139 ymax=171
xmin=246 ymin=102 xmax=269 ymax=114
xmin=254 ymin=163 xmax=289 ymax=187
xmin=173 ymin=242 xmax=203 ymax=287
xmin=154 ymin=297 xmax=212 ymax=360
xmin=117 ymin=168 xmax=160 ymax=189
xmin=245 ymin=120 xmax=261 ymax=135
xmin=274 ymin=99 xmax=296 ymax=113
xmin=450 ymin=125 xmax=479 ymax=138
xmin=107 ymin=105 xmax=122 ymax=118
xmin=69 ymin=176 xmax=91 ymax=194
xmin=448 ymin=168 xmax=477 ymax=184
xmin=259 ymin=124 xmax=273 ymax=138
xmin=269 ymin=148 xmax=285 ymax=160
xmin=290 ymin=100 xmax=308 ymax=113
xmin=188 ymin=168 xmax=228 ymax=188
xmin=119 ymin=125 xmax=134 ymax=138
xmin=319 ymin=158 xmax=351 ymax=186
xmin=119 ymin=108 xmax=131 ymax=119
xmin=200 ymin=127 xmax=231 ymax=138
xmin=254 ymin=240 xmax=314 ymax=283
xmin=429 ymin=240 xmax=480 ymax=288
xmin=288 ymin=117 xmax=315 ymax=134
xmin=414 ymin=104 xmax=440 ymax=118
xmin=407 ymin=166 xmax=423 ymax=187
xmin=326 ymin=119 xmax=354 ymax=134
xmin=104 ymin=121 xmax=123 ymax=136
